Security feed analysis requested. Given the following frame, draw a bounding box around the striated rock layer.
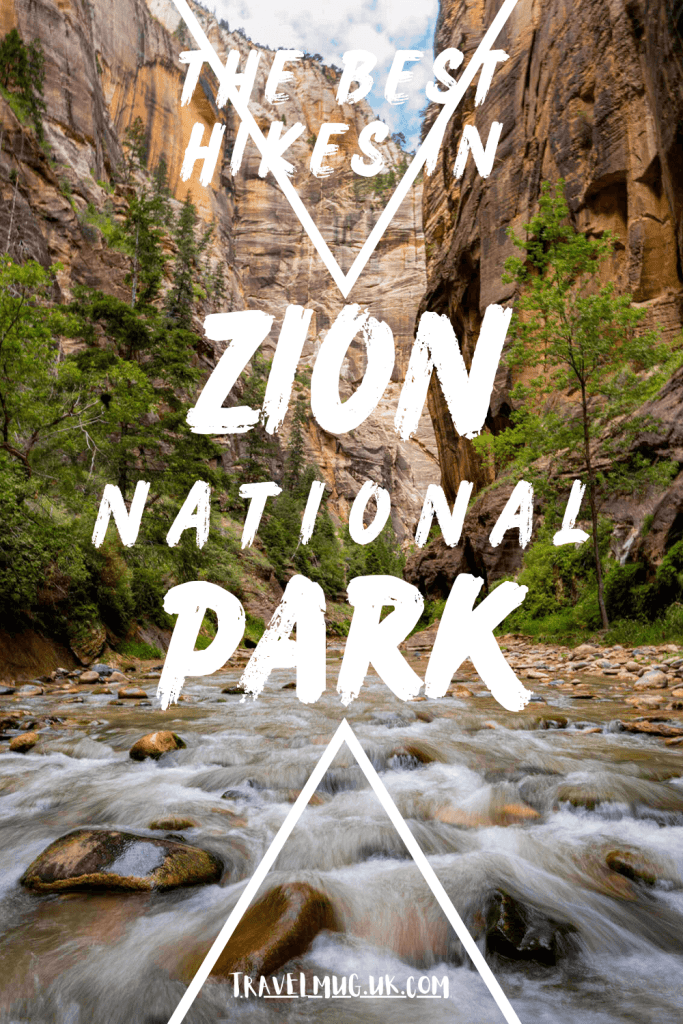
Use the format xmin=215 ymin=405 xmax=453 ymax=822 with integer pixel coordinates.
xmin=1 ymin=0 xmax=438 ymax=542
xmin=408 ymin=0 xmax=683 ymax=595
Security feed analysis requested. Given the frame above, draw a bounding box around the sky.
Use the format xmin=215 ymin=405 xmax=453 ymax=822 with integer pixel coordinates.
xmin=212 ymin=0 xmax=440 ymax=149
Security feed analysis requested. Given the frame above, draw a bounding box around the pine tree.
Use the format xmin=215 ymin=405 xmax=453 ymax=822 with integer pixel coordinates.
xmin=166 ymin=193 xmax=198 ymax=328
xmin=284 ymin=397 xmax=307 ymax=491
xmin=121 ymin=116 xmax=147 ymax=183
xmin=240 ymin=351 xmax=277 ymax=482
xmin=117 ymin=131 xmax=169 ymax=309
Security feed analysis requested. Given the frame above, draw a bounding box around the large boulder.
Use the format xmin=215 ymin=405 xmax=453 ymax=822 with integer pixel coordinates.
xmin=129 ymin=731 xmax=186 ymax=761
xmin=20 ymin=828 xmax=222 ymax=893
xmin=210 ymin=883 xmax=337 ymax=979
xmin=405 ymin=484 xmax=542 ymax=599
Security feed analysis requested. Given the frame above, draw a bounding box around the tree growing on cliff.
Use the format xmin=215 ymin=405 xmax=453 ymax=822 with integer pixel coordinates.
xmin=0 ymin=256 xmax=100 ymax=478
xmin=166 ymin=194 xmax=199 ymax=328
xmin=0 ymin=29 xmax=46 ymax=142
xmin=489 ymin=180 xmax=678 ymax=630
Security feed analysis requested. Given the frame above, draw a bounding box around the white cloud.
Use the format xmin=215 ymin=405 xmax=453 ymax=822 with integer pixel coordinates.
xmin=213 ymin=0 xmax=439 ymax=148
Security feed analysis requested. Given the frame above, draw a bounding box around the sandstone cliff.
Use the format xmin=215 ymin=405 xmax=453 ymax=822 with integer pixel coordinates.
xmin=0 ymin=0 xmax=438 ymax=544
xmin=408 ymin=0 xmax=683 ymax=596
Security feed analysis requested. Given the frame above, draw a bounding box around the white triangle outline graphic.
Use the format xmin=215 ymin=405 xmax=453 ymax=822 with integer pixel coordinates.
xmin=170 ymin=0 xmax=520 ymax=299
xmin=166 ymin=718 xmax=523 ymax=1024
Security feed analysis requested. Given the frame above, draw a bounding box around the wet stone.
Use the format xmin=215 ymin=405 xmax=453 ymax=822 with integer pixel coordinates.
xmin=605 ymin=849 xmax=676 ymax=887
xmin=129 ymin=732 xmax=186 ymax=761
xmin=78 ymin=671 xmax=100 ymax=684
xmin=9 ymin=731 xmax=40 ymax=753
xmin=634 ymin=673 xmax=668 ymax=690
xmin=148 ymin=817 xmax=198 ymax=831
xmin=622 ymin=720 xmax=683 ymax=738
xmin=118 ymin=687 xmax=147 ymax=700
xmin=486 ymin=891 xmax=575 ymax=965
xmin=207 ymin=883 xmax=337 ymax=979
xmin=20 ymin=828 xmax=222 ymax=893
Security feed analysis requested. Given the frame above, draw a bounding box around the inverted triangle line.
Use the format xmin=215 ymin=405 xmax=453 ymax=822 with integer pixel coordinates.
xmin=170 ymin=0 xmax=520 ymax=298
xmin=166 ymin=718 xmax=523 ymax=1024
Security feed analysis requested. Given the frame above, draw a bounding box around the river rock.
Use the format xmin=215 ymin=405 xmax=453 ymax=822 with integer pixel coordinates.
xmin=574 ymin=645 xmax=599 ymax=657
xmin=606 ymin=849 xmax=679 ymax=887
xmin=9 ymin=731 xmax=40 ymax=753
xmin=622 ymin=720 xmax=683 ymax=738
xmin=389 ymin=741 xmax=443 ymax=766
xmin=20 ymin=828 xmax=222 ymax=893
xmin=625 ymin=695 xmax=665 ymax=708
xmin=17 ymin=685 xmax=44 ymax=697
xmin=78 ymin=671 xmax=100 ymax=684
xmin=0 ymin=686 xmax=16 ymax=696
xmin=670 ymin=687 xmax=683 ymax=698
xmin=129 ymin=731 xmax=186 ymax=761
xmin=486 ymin=891 xmax=572 ymax=965
xmin=634 ymin=672 xmax=668 ymax=689
xmin=148 ymin=817 xmax=198 ymax=831
xmin=108 ymin=671 xmax=129 ymax=683
xmin=210 ymin=883 xmax=337 ymax=978
xmin=90 ymin=664 xmax=114 ymax=676
xmin=118 ymin=687 xmax=147 ymax=699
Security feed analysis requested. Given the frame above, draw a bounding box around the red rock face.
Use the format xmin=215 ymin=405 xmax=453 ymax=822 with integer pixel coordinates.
xmin=420 ymin=0 xmax=683 ymax=504
xmin=2 ymin=0 xmax=439 ymax=546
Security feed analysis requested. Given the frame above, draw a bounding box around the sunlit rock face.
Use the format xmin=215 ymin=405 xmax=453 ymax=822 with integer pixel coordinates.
xmin=2 ymin=0 xmax=437 ymax=541
xmin=420 ymin=0 xmax=683 ymax=505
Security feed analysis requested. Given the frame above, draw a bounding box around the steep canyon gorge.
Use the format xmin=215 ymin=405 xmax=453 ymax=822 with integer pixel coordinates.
xmin=0 ymin=0 xmax=437 ymax=556
xmin=4 ymin=0 xmax=683 ymax=614
xmin=1 ymin=5 xmax=683 ymax=1024
xmin=409 ymin=0 xmax=683 ymax=597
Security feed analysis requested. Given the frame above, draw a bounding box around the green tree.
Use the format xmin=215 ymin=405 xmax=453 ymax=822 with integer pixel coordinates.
xmin=0 ymin=29 xmax=46 ymax=141
xmin=74 ymin=292 xmax=219 ymax=500
xmin=165 ymin=193 xmax=198 ymax=328
xmin=116 ymin=119 xmax=168 ymax=307
xmin=0 ymin=256 xmax=98 ymax=478
xmin=283 ymin=396 xmax=307 ymax=490
xmin=239 ymin=351 xmax=277 ymax=482
xmin=120 ymin=116 xmax=147 ymax=183
xmin=490 ymin=180 xmax=679 ymax=629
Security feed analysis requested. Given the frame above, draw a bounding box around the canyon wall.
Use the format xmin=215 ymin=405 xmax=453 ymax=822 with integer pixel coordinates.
xmin=0 ymin=0 xmax=438 ymax=542
xmin=408 ymin=0 xmax=683 ymax=595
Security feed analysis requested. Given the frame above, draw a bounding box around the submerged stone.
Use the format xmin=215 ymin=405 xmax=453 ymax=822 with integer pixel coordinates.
xmin=148 ymin=817 xmax=198 ymax=831
xmin=486 ymin=891 xmax=575 ymax=965
xmin=118 ymin=687 xmax=147 ymax=699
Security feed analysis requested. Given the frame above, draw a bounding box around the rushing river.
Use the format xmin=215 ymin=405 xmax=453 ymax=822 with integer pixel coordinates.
xmin=0 ymin=654 xmax=682 ymax=1024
